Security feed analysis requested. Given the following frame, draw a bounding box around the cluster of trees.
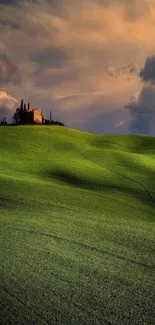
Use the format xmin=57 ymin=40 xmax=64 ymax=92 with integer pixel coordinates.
xmin=0 ymin=117 xmax=7 ymax=125
xmin=43 ymin=109 xmax=65 ymax=126
xmin=0 ymin=99 xmax=31 ymax=125
xmin=13 ymin=99 xmax=30 ymax=125
xmin=44 ymin=119 xmax=65 ymax=126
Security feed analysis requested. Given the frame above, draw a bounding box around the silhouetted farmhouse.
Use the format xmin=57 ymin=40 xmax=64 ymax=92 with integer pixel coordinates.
xmin=15 ymin=107 xmax=43 ymax=124
xmin=14 ymin=100 xmax=43 ymax=125
xmin=23 ymin=108 xmax=43 ymax=124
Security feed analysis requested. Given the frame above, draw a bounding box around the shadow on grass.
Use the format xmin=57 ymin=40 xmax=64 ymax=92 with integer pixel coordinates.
xmin=42 ymin=169 xmax=153 ymax=205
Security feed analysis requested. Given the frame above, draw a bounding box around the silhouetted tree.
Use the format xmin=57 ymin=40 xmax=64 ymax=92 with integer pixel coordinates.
xmin=13 ymin=110 xmax=18 ymax=124
xmin=20 ymin=99 xmax=24 ymax=110
xmin=41 ymin=110 xmax=44 ymax=124
xmin=0 ymin=117 xmax=7 ymax=125
xmin=24 ymin=103 xmax=26 ymax=111
xmin=48 ymin=119 xmax=65 ymax=126
xmin=19 ymin=99 xmax=24 ymax=124
xmin=44 ymin=119 xmax=50 ymax=125
xmin=50 ymin=110 xmax=52 ymax=122
xmin=12 ymin=115 xmax=14 ymax=124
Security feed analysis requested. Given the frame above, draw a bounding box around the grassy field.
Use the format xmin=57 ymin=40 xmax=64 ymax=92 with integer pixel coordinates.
xmin=0 ymin=126 xmax=155 ymax=325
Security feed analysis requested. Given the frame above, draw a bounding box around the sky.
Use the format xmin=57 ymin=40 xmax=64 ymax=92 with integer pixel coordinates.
xmin=0 ymin=0 xmax=155 ymax=135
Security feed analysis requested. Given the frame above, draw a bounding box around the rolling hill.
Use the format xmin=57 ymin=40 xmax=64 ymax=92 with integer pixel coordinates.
xmin=0 ymin=126 xmax=155 ymax=325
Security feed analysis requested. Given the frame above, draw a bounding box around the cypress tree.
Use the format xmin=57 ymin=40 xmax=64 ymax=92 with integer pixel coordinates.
xmin=20 ymin=99 xmax=24 ymax=110
xmin=50 ymin=110 xmax=52 ymax=122
xmin=24 ymin=103 xmax=26 ymax=111
xmin=41 ymin=110 xmax=44 ymax=124
xmin=20 ymin=99 xmax=24 ymax=124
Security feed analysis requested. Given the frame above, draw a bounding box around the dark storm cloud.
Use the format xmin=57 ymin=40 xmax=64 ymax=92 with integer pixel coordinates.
xmin=139 ymin=55 xmax=155 ymax=84
xmin=32 ymin=66 xmax=78 ymax=88
xmin=128 ymin=107 xmax=153 ymax=135
xmin=31 ymin=46 xmax=78 ymax=87
xmin=0 ymin=54 xmax=22 ymax=86
xmin=31 ymin=47 xmax=67 ymax=69
xmin=124 ymin=84 xmax=155 ymax=135
xmin=125 ymin=55 xmax=155 ymax=136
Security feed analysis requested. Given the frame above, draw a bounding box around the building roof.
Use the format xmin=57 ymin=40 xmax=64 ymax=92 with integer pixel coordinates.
xmin=26 ymin=108 xmax=40 ymax=112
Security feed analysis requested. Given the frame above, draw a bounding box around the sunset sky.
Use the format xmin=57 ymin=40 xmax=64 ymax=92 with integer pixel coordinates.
xmin=0 ymin=0 xmax=155 ymax=135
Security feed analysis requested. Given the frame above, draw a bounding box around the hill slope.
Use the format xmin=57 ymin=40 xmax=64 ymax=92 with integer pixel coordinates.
xmin=0 ymin=126 xmax=155 ymax=325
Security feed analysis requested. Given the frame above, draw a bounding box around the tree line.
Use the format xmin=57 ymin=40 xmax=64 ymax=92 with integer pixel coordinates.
xmin=0 ymin=99 xmax=65 ymax=127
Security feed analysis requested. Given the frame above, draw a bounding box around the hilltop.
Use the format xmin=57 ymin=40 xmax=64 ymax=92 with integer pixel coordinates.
xmin=0 ymin=126 xmax=155 ymax=325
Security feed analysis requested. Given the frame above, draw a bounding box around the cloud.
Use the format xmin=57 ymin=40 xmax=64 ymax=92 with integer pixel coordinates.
xmin=0 ymin=0 xmax=155 ymax=133
xmin=122 ymin=0 xmax=150 ymax=22
xmin=0 ymin=54 xmax=22 ymax=86
xmin=139 ymin=55 xmax=155 ymax=84
xmin=125 ymin=54 xmax=155 ymax=136
xmin=107 ymin=62 xmax=137 ymax=79
xmin=32 ymin=66 xmax=79 ymax=88
xmin=0 ymin=91 xmax=18 ymax=119
xmin=75 ymin=107 xmax=130 ymax=134
xmin=115 ymin=119 xmax=126 ymax=128
xmin=124 ymin=84 xmax=155 ymax=135
xmin=0 ymin=20 xmax=20 ymax=29
xmin=30 ymin=46 xmax=67 ymax=69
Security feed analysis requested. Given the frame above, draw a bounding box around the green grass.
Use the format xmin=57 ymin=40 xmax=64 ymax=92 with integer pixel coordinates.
xmin=0 ymin=126 xmax=155 ymax=325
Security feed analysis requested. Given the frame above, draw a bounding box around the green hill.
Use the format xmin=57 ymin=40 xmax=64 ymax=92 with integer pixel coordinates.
xmin=0 ymin=126 xmax=155 ymax=325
